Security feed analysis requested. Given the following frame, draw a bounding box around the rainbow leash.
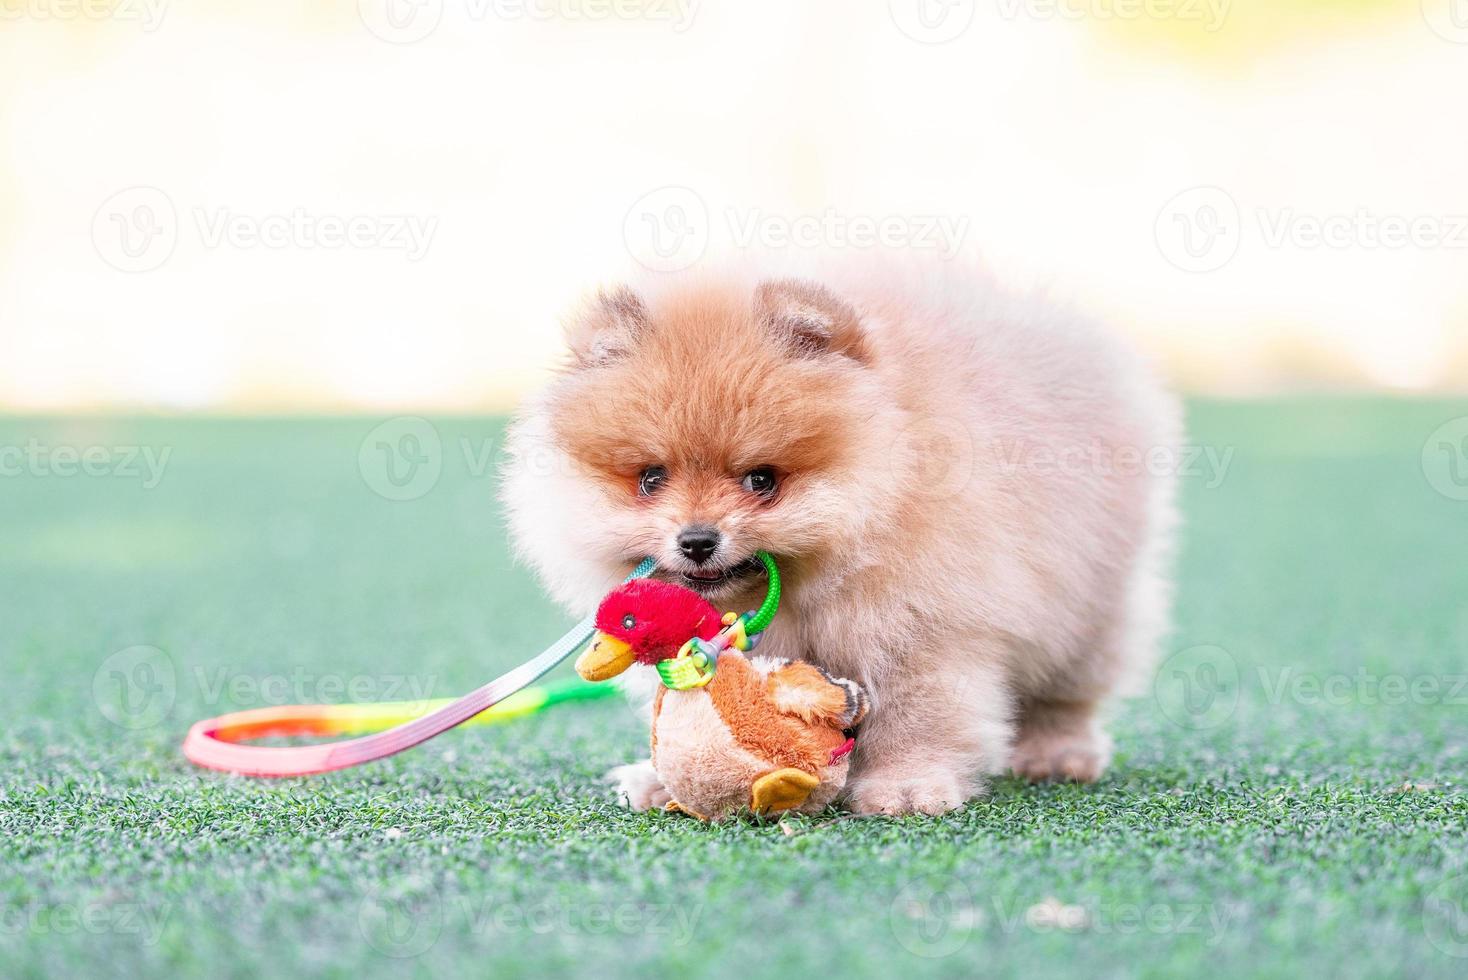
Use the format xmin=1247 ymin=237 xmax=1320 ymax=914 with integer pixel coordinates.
xmin=182 ymin=559 xmax=656 ymax=777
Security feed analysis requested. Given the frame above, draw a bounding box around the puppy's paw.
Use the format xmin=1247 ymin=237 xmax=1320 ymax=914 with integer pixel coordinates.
xmin=845 ymin=770 xmax=972 ymax=816
xmin=606 ymin=759 xmax=672 ymax=811
xmin=1008 ymin=732 xmax=1110 ymax=784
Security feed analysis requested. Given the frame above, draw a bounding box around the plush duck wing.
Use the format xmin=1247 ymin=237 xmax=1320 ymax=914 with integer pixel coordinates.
xmin=766 ymin=661 xmax=868 ymax=729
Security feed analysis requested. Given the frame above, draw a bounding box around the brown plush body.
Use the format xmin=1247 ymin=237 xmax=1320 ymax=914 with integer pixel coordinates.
xmin=649 ymin=652 xmax=866 ymax=821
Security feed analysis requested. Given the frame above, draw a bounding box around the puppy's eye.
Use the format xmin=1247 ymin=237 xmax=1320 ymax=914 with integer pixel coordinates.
xmin=741 ymin=466 xmax=778 ymax=499
xmin=622 ymin=613 xmax=636 ymax=630
xmin=637 ymin=466 xmax=667 ymax=497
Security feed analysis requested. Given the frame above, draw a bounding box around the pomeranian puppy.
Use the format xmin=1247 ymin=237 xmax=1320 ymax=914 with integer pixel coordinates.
xmin=502 ymin=258 xmax=1179 ymax=815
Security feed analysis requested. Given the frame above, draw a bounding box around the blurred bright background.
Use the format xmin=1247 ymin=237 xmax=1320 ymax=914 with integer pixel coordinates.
xmin=3 ymin=0 xmax=1467 ymax=412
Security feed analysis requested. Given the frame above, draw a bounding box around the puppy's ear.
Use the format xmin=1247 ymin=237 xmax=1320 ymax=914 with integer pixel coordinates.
xmin=755 ymin=279 xmax=869 ymax=363
xmin=565 ymin=286 xmax=649 ymax=367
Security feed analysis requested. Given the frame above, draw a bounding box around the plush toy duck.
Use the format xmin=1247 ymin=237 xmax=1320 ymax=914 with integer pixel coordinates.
xmin=575 ymin=578 xmax=868 ymax=821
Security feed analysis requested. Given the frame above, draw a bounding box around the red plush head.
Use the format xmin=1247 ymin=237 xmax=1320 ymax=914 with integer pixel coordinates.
xmin=577 ymin=579 xmax=722 ymax=681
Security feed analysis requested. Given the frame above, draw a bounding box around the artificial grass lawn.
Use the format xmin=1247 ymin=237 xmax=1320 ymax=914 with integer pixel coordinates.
xmin=1 ymin=399 xmax=1466 ymax=979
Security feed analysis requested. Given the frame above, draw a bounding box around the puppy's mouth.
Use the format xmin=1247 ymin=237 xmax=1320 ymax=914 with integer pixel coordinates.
xmin=666 ymin=555 xmax=765 ymax=595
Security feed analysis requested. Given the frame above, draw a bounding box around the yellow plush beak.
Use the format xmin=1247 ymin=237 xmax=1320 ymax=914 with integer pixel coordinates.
xmin=576 ymin=632 xmax=635 ymax=681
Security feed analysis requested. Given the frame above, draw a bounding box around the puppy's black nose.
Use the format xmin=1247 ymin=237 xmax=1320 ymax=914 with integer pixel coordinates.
xmin=677 ymin=525 xmax=721 ymax=565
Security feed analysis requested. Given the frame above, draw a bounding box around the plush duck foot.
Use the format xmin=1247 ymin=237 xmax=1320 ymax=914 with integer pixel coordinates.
xmin=750 ymin=767 xmax=819 ymax=815
xmin=661 ymin=769 xmax=816 ymax=822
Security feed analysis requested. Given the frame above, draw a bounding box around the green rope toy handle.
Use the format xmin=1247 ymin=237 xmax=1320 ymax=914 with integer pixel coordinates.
xmin=745 ymin=550 xmax=782 ymax=634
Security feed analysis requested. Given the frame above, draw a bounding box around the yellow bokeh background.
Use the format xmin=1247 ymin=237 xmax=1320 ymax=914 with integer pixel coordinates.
xmin=2 ymin=0 xmax=1465 ymax=411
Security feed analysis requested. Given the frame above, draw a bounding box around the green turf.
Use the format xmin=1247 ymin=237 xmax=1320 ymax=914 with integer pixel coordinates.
xmin=2 ymin=400 xmax=1466 ymax=979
